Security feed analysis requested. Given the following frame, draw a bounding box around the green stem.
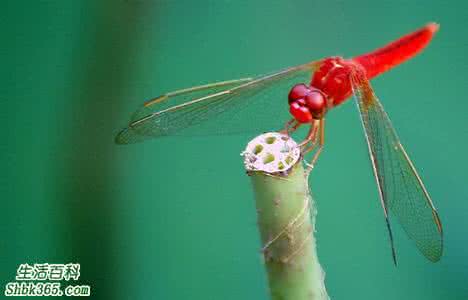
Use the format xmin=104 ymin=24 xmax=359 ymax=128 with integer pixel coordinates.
xmin=242 ymin=132 xmax=328 ymax=300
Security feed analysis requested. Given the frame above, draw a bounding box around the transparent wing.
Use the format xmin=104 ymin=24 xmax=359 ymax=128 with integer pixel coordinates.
xmin=115 ymin=61 xmax=320 ymax=144
xmin=351 ymin=73 xmax=443 ymax=263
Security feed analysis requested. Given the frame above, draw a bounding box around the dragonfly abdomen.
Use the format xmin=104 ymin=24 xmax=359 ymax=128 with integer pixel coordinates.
xmin=353 ymin=23 xmax=439 ymax=79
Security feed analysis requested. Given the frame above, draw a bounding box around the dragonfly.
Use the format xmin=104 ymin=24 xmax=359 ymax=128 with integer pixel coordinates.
xmin=116 ymin=23 xmax=443 ymax=264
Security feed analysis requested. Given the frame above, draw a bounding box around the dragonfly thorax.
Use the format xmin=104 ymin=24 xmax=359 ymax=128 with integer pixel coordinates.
xmin=288 ymin=83 xmax=327 ymax=123
xmin=311 ymin=57 xmax=361 ymax=107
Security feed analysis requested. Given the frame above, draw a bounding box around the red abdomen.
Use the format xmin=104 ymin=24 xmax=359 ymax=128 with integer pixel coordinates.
xmin=310 ymin=23 xmax=439 ymax=107
xmin=354 ymin=23 xmax=439 ymax=79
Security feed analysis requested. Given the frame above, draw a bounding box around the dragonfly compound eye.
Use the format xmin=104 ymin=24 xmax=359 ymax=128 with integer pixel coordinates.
xmin=289 ymin=100 xmax=313 ymax=123
xmin=288 ymin=83 xmax=310 ymax=104
xmin=305 ymin=91 xmax=326 ymax=117
xmin=288 ymin=84 xmax=327 ymax=122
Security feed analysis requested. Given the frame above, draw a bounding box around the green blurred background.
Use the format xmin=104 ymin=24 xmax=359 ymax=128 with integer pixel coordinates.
xmin=1 ymin=0 xmax=467 ymax=299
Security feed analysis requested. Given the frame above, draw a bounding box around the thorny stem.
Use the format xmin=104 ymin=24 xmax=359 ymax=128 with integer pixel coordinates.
xmin=242 ymin=132 xmax=329 ymax=300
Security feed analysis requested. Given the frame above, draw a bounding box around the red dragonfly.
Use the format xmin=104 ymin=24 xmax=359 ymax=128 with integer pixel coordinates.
xmin=116 ymin=23 xmax=443 ymax=264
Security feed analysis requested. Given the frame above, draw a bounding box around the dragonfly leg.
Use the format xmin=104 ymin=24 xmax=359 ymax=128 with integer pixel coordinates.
xmin=301 ymin=129 xmax=319 ymax=153
xmin=304 ymin=119 xmax=325 ymax=173
xmin=280 ymin=118 xmax=301 ymax=136
xmin=297 ymin=120 xmax=319 ymax=149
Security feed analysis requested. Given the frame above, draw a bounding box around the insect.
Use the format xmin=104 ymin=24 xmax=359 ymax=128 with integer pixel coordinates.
xmin=116 ymin=23 xmax=443 ymax=264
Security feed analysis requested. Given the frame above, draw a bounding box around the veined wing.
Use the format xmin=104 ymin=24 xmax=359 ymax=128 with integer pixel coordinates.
xmin=115 ymin=61 xmax=321 ymax=144
xmin=351 ymin=72 xmax=443 ymax=263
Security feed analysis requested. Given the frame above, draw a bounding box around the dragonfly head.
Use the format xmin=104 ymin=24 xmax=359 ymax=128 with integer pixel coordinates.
xmin=288 ymin=83 xmax=327 ymax=123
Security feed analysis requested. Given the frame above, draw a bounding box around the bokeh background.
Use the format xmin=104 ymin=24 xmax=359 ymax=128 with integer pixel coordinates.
xmin=1 ymin=0 xmax=467 ymax=299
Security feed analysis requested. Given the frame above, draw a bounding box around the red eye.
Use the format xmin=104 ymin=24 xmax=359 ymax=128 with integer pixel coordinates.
xmin=288 ymin=84 xmax=310 ymax=104
xmin=289 ymin=102 xmax=313 ymax=123
xmin=305 ymin=91 xmax=326 ymax=113
xmin=296 ymin=98 xmax=306 ymax=106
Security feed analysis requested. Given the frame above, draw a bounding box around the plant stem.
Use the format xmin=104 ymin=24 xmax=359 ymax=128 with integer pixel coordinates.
xmin=242 ymin=132 xmax=328 ymax=300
